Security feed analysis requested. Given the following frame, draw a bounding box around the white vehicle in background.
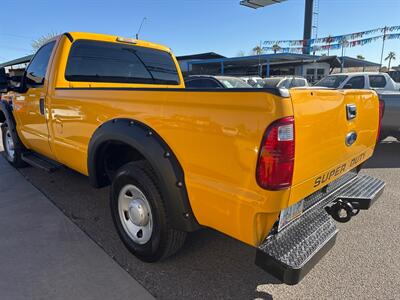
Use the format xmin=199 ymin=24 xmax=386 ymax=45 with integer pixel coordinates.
xmin=240 ymin=76 xmax=264 ymax=87
xmin=262 ymin=76 xmax=309 ymax=89
xmin=314 ymin=72 xmax=400 ymax=91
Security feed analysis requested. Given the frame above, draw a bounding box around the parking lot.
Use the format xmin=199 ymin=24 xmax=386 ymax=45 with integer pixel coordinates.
xmin=1 ymin=136 xmax=399 ymax=299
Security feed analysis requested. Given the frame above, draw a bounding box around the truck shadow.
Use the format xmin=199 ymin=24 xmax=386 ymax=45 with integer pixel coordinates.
xmin=11 ymin=155 xmax=278 ymax=300
xmin=364 ymin=139 xmax=400 ymax=169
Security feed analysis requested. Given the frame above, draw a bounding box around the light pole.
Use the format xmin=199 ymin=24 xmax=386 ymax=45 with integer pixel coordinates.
xmin=340 ymin=39 xmax=348 ymax=73
xmin=379 ymin=26 xmax=387 ymax=71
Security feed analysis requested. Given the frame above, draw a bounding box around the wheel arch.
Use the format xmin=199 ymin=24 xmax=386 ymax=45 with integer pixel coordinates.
xmin=88 ymin=118 xmax=200 ymax=232
xmin=0 ymin=110 xmax=5 ymax=123
xmin=0 ymin=100 xmax=23 ymax=149
xmin=0 ymin=100 xmax=14 ymax=126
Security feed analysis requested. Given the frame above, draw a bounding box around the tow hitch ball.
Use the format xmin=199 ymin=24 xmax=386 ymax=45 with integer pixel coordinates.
xmin=326 ymin=199 xmax=360 ymax=223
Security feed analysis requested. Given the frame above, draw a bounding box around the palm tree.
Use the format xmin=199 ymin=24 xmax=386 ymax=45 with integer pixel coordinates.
xmin=356 ymin=55 xmax=365 ymax=60
xmin=385 ymin=52 xmax=396 ymax=70
xmin=253 ymin=45 xmax=264 ymax=55
xmin=271 ymin=44 xmax=281 ymax=54
xmin=31 ymin=32 xmax=59 ymax=51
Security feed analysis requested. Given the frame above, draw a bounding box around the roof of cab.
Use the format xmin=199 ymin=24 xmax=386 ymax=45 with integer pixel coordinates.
xmin=329 ymin=72 xmax=388 ymax=76
xmin=67 ymin=32 xmax=172 ymax=53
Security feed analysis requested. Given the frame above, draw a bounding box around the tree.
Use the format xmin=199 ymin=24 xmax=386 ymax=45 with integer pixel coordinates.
xmin=252 ymin=45 xmax=264 ymax=55
xmin=271 ymin=44 xmax=281 ymax=54
xmin=237 ymin=50 xmax=245 ymax=57
xmin=356 ymin=55 xmax=365 ymax=60
xmin=385 ymin=51 xmax=396 ymax=70
xmin=31 ymin=32 xmax=59 ymax=51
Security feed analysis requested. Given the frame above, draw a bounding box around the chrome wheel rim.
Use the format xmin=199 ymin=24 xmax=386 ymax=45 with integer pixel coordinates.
xmin=5 ymin=128 xmax=15 ymax=160
xmin=118 ymin=184 xmax=153 ymax=245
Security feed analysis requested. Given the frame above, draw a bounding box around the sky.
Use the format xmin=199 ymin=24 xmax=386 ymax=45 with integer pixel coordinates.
xmin=1 ymin=0 xmax=399 ymax=66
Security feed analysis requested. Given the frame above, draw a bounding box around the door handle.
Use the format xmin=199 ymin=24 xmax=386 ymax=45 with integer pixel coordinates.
xmin=39 ymin=97 xmax=45 ymax=115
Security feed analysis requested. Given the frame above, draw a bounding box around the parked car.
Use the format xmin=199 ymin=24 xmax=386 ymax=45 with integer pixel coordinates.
xmin=314 ymin=72 xmax=400 ymax=91
xmin=262 ymin=76 xmax=309 ymax=89
xmin=185 ymin=75 xmax=251 ymax=88
xmin=0 ymin=32 xmax=384 ymax=285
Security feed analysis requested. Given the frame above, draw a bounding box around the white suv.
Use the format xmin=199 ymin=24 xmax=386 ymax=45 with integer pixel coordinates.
xmin=315 ymin=72 xmax=400 ymax=91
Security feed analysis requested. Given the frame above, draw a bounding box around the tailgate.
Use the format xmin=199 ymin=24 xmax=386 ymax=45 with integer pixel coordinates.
xmin=288 ymin=88 xmax=379 ymax=205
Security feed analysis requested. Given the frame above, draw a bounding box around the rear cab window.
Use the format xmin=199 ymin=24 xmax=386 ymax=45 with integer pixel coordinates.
xmin=64 ymin=39 xmax=180 ymax=86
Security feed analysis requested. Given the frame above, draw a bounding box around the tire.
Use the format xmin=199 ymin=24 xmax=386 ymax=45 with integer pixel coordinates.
xmin=1 ymin=122 xmax=27 ymax=168
xmin=110 ymin=161 xmax=186 ymax=262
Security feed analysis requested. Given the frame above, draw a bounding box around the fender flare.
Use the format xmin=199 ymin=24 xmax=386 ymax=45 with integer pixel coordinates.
xmin=0 ymin=100 xmax=24 ymax=150
xmin=87 ymin=118 xmax=200 ymax=232
xmin=0 ymin=100 xmax=15 ymax=128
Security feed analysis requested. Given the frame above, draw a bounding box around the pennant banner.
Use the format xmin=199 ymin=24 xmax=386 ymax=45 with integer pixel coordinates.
xmin=263 ymin=25 xmax=400 ymax=46
xmin=263 ymin=32 xmax=400 ymax=54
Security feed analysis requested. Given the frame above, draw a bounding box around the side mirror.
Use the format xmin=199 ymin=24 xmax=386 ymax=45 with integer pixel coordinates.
xmin=343 ymin=83 xmax=353 ymax=89
xmin=0 ymin=67 xmax=8 ymax=93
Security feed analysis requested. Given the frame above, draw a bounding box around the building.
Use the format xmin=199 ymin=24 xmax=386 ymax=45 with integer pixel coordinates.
xmin=176 ymin=52 xmax=226 ymax=73
xmin=179 ymin=53 xmax=380 ymax=83
xmin=1 ymin=52 xmax=381 ymax=84
xmin=389 ymin=65 xmax=400 ymax=83
xmin=0 ymin=55 xmax=33 ymax=84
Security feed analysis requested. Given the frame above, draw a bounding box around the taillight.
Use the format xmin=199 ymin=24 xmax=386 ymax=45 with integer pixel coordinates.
xmin=256 ymin=116 xmax=295 ymax=190
xmin=376 ymin=100 xmax=384 ymax=143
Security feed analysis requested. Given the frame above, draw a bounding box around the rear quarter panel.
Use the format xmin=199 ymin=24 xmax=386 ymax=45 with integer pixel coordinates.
xmin=49 ymin=87 xmax=293 ymax=246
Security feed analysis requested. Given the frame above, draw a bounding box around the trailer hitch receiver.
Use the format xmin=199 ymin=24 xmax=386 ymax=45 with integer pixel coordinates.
xmin=326 ymin=199 xmax=360 ymax=223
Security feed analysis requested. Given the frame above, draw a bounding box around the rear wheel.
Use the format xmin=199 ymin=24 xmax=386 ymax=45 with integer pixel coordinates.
xmin=110 ymin=161 xmax=186 ymax=262
xmin=1 ymin=122 xmax=27 ymax=168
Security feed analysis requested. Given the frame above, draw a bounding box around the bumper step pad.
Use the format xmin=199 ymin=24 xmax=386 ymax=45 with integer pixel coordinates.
xmin=337 ymin=175 xmax=385 ymax=209
xmin=255 ymin=174 xmax=385 ymax=285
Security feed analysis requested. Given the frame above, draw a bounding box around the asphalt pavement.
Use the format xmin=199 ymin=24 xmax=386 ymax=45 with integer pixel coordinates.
xmin=1 ymin=135 xmax=399 ymax=299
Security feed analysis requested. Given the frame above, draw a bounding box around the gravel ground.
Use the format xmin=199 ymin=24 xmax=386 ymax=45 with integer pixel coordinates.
xmin=2 ymin=135 xmax=399 ymax=299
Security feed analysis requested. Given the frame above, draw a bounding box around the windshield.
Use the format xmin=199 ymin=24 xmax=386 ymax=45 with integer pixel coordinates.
xmin=217 ymin=77 xmax=251 ymax=88
xmin=314 ymin=75 xmax=348 ymax=88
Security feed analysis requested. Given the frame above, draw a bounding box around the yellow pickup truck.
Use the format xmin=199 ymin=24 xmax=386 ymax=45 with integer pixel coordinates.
xmin=0 ymin=32 xmax=385 ymax=284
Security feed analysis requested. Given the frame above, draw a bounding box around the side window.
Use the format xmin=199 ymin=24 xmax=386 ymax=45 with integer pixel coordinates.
xmin=294 ymin=79 xmax=307 ymax=87
xmin=317 ymin=68 xmax=325 ymax=81
xmin=369 ymin=75 xmax=386 ymax=88
xmin=279 ymin=79 xmax=290 ymax=89
xmin=306 ymin=69 xmax=315 ymax=83
xmin=346 ymin=76 xmax=365 ymax=89
xmin=25 ymin=41 xmax=55 ymax=88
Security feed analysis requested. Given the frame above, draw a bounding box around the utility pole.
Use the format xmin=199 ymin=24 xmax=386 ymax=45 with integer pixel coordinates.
xmin=340 ymin=39 xmax=348 ymax=73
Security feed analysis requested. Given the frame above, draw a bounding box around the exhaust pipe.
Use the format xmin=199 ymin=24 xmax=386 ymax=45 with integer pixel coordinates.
xmin=326 ymin=199 xmax=360 ymax=223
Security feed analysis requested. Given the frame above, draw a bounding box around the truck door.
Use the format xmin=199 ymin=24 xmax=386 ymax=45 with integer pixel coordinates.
xmin=15 ymin=41 xmax=56 ymax=159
